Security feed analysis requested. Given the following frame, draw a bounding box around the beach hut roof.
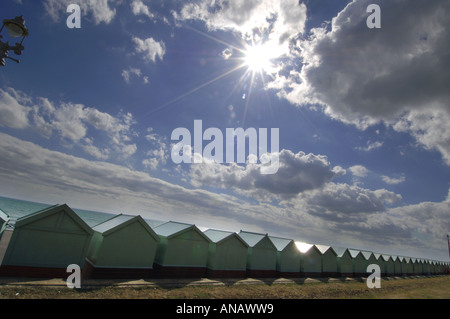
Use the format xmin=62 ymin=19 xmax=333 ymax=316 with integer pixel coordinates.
xmin=72 ymin=208 xmax=117 ymax=228
xmin=360 ymin=250 xmax=374 ymax=260
xmin=0 ymin=208 xmax=9 ymax=221
xmin=268 ymin=236 xmax=294 ymax=251
xmin=144 ymin=218 xmax=167 ymax=229
xmin=331 ymin=246 xmax=350 ymax=258
xmin=153 ymin=221 xmax=211 ymax=242
xmin=14 ymin=204 xmax=93 ymax=235
xmin=315 ymin=244 xmax=337 ymax=256
xmin=295 ymin=242 xmax=314 ymax=253
xmin=93 ymin=214 xmax=159 ymax=241
xmin=238 ymin=231 xmax=276 ymax=249
xmin=204 ymin=229 xmax=249 ymax=246
xmin=348 ymin=249 xmax=363 ymax=258
xmin=381 ymin=254 xmax=392 ymax=261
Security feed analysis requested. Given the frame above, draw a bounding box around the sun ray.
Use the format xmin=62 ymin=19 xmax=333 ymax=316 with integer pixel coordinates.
xmin=146 ymin=63 xmax=247 ymax=116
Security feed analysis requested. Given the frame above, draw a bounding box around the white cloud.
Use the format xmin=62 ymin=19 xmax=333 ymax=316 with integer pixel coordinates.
xmin=1 ymin=87 xmax=137 ymax=160
xmin=0 ymin=88 xmax=30 ymax=129
xmin=143 ymin=130 xmax=169 ymax=170
xmin=190 ymin=149 xmax=345 ymax=200
xmin=43 ymin=0 xmax=118 ymax=24
xmin=394 ymin=109 xmax=450 ymax=166
xmin=275 ymin=0 xmax=450 ymax=165
xmin=349 ymin=165 xmax=369 ymax=178
xmin=381 ymin=175 xmax=406 ymax=185
xmin=356 ymin=141 xmax=383 ymax=152
xmin=293 ymin=182 xmax=402 ymax=216
xmin=132 ymin=36 xmax=166 ymax=63
xmin=131 ymin=0 xmax=155 ymax=19
xmin=121 ymin=68 xmax=149 ymax=84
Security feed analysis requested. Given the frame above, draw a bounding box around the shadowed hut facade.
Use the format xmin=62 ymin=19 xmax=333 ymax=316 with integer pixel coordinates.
xmin=84 ymin=214 xmax=159 ymax=279
xmin=334 ymin=247 xmax=353 ymax=277
xmin=238 ymin=231 xmax=277 ymax=278
xmin=349 ymin=249 xmax=366 ymax=277
xmin=0 ymin=204 xmax=93 ymax=278
xmin=203 ymin=229 xmax=248 ymax=278
xmin=269 ymin=236 xmax=301 ymax=278
xmin=152 ymin=221 xmax=211 ymax=278
xmin=316 ymin=245 xmax=338 ymax=277
xmin=382 ymin=255 xmax=395 ymax=276
xmin=299 ymin=244 xmax=322 ymax=277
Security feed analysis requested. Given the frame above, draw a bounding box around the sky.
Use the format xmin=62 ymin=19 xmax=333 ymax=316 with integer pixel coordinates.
xmin=0 ymin=0 xmax=449 ymax=261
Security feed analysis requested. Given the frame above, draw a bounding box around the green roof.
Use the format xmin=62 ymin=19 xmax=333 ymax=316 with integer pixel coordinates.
xmin=144 ymin=218 xmax=167 ymax=229
xmin=92 ymin=214 xmax=135 ymax=234
xmin=332 ymin=246 xmax=350 ymax=258
xmin=204 ymin=229 xmax=234 ymax=243
xmin=315 ymin=245 xmax=337 ymax=256
xmin=153 ymin=221 xmax=211 ymax=242
xmin=13 ymin=204 xmax=94 ymax=236
xmin=268 ymin=236 xmax=294 ymax=251
xmin=204 ymin=229 xmax=249 ymax=246
xmin=238 ymin=231 xmax=267 ymax=247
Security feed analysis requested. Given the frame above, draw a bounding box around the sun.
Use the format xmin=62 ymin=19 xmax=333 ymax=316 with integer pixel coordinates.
xmin=243 ymin=44 xmax=277 ymax=73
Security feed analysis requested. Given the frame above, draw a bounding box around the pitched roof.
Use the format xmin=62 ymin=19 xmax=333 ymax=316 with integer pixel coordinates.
xmin=14 ymin=204 xmax=93 ymax=235
xmin=144 ymin=218 xmax=167 ymax=229
xmin=92 ymin=214 xmax=159 ymax=241
xmin=348 ymin=249 xmax=363 ymax=258
xmin=153 ymin=221 xmax=211 ymax=242
xmin=332 ymin=246 xmax=350 ymax=258
xmin=360 ymin=250 xmax=375 ymax=260
xmin=315 ymin=244 xmax=337 ymax=255
xmin=0 ymin=208 xmax=9 ymax=222
xmin=93 ymin=214 xmax=134 ymax=233
xmin=294 ymin=242 xmax=314 ymax=253
xmin=268 ymin=236 xmax=294 ymax=251
xmin=238 ymin=231 xmax=268 ymax=247
xmin=204 ymin=229 xmax=248 ymax=246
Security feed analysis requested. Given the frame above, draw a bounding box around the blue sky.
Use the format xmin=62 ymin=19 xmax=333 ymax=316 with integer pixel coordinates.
xmin=1 ymin=0 xmax=449 ymax=261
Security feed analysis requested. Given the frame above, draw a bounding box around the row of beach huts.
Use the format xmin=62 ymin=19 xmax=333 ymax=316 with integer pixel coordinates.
xmin=0 ymin=204 xmax=448 ymax=279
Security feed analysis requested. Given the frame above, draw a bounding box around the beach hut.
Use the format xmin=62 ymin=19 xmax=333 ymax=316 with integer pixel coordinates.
xmin=0 ymin=208 xmax=9 ymax=240
xmin=238 ymin=231 xmax=277 ymax=278
xmin=423 ymin=259 xmax=431 ymax=275
xmin=0 ymin=209 xmax=9 ymax=238
xmin=360 ymin=250 xmax=378 ymax=273
xmin=334 ymin=247 xmax=353 ymax=277
xmin=403 ymin=257 xmax=414 ymax=276
xmin=84 ymin=214 xmax=160 ymax=279
xmin=397 ymin=256 xmax=407 ymax=276
xmin=0 ymin=204 xmax=93 ymax=278
xmin=152 ymin=221 xmax=211 ymax=278
xmin=203 ymin=229 xmax=248 ymax=278
xmin=411 ymin=258 xmax=420 ymax=276
xmin=316 ymin=245 xmax=339 ymax=277
xmin=372 ymin=253 xmax=385 ymax=276
xmin=297 ymin=243 xmax=321 ymax=277
xmin=392 ymin=256 xmax=403 ymax=276
xmin=349 ymin=249 xmax=367 ymax=277
xmin=269 ymin=236 xmax=301 ymax=278
xmin=382 ymin=255 xmax=395 ymax=276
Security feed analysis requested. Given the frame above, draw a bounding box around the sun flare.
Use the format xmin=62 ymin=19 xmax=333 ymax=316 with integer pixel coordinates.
xmin=243 ymin=44 xmax=276 ymax=73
